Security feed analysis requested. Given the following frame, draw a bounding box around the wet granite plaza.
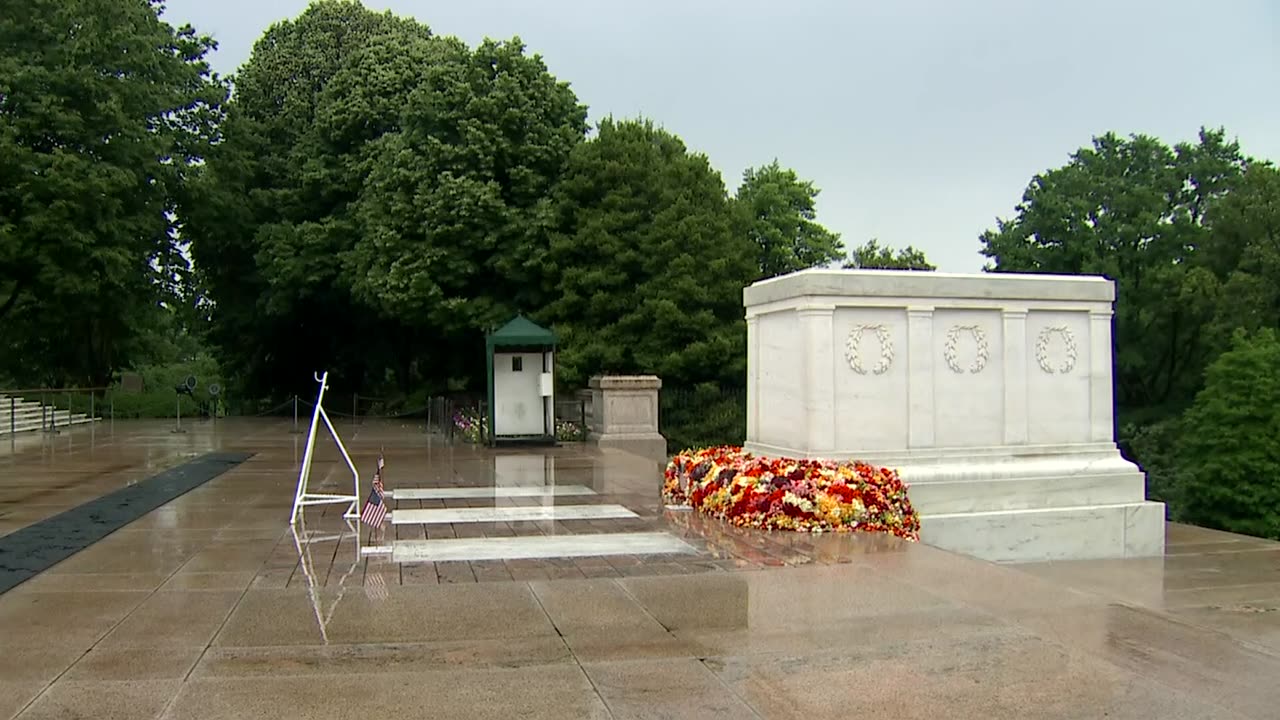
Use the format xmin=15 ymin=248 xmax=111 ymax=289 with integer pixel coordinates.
xmin=2 ymin=418 xmax=1279 ymax=718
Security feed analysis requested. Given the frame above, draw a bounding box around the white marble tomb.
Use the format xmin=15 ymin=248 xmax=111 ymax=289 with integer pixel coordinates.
xmin=742 ymin=268 xmax=1165 ymax=563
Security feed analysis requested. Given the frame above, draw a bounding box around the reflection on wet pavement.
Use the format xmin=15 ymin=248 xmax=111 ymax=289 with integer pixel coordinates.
xmin=0 ymin=418 xmax=1278 ymax=718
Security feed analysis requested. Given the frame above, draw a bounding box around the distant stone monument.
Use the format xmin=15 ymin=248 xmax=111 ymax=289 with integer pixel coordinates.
xmin=119 ymin=372 xmax=144 ymax=393
xmin=743 ymin=269 xmax=1164 ymax=563
xmin=587 ymin=375 xmax=666 ymax=458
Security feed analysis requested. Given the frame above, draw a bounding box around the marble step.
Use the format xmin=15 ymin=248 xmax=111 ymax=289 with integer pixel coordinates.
xmin=387 ymin=485 xmax=596 ymax=500
xmin=0 ymin=407 xmax=69 ymax=421
xmin=388 ymin=504 xmax=637 ymax=525
xmin=920 ymin=501 xmax=1166 ymax=563
xmin=907 ymin=473 xmax=1147 ymax=515
xmin=0 ymin=413 xmax=97 ymax=436
xmin=0 ymin=401 xmax=43 ymax=414
xmin=389 ymin=532 xmax=697 ymax=563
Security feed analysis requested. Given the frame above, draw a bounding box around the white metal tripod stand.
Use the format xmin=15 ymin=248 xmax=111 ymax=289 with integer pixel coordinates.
xmin=289 ymin=371 xmax=360 ymax=524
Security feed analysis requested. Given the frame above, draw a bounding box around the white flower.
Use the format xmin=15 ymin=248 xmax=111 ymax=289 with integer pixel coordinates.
xmin=783 ymin=492 xmax=815 ymax=513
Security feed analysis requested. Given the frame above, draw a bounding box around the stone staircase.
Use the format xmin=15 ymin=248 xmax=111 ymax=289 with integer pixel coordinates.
xmin=0 ymin=394 xmax=99 ymax=436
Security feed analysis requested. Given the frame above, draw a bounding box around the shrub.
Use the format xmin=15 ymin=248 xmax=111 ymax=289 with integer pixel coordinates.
xmin=1177 ymin=328 xmax=1280 ymax=539
xmin=103 ymin=355 xmax=227 ymax=419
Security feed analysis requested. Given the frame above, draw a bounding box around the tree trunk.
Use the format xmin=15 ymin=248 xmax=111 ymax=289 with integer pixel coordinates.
xmin=0 ymin=278 xmax=26 ymax=322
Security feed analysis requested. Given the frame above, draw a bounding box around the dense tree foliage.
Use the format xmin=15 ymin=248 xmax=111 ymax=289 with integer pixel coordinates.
xmin=1200 ymin=164 xmax=1280 ymax=340
xmin=347 ymin=37 xmax=586 ymax=323
xmin=3 ymin=0 xmax=839 ymax=410
xmin=0 ymin=0 xmax=225 ymax=386
xmin=844 ymin=239 xmax=936 ymax=270
xmin=539 ymin=118 xmax=755 ymax=388
xmin=185 ymin=0 xmax=586 ymax=397
xmin=735 ymin=160 xmax=843 ymax=278
xmin=980 ymin=128 xmax=1247 ymax=412
xmin=1176 ymin=329 xmax=1280 ymax=539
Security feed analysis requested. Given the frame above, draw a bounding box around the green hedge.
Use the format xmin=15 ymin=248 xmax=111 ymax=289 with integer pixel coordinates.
xmin=103 ymin=357 xmax=228 ymax=419
xmin=660 ymin=384 xmax=746 ymax=454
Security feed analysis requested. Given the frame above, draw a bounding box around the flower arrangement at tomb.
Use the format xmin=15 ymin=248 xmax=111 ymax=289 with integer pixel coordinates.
xmin=663 ymin=446 xmax=921 ymax=541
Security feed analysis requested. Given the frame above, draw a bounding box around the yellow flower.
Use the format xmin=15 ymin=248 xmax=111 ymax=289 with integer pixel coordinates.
xmin=816 ymin=494 xmax=841 ymax=522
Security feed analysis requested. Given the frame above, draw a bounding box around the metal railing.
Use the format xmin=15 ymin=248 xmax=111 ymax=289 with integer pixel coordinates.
xmin=0 ymin=386 xmax=112 ymax=436
xmin=0 ymin=382 xmax=600 ymax=445
xmin=659 ymin=385 xmax=747 ymax=452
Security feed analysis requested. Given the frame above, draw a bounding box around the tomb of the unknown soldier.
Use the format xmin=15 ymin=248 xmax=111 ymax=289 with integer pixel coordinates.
xmin=743 ymin=268 xmax=1166 ymax=562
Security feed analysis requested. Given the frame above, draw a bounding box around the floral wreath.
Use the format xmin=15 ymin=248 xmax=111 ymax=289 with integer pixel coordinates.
xmin=845 ymin=324 xmax=894 ymax=375
xmin=943 ymin=324 xmax=989 ymax=374
xmin=1035 ymin=326 xmax=1078 ymax=374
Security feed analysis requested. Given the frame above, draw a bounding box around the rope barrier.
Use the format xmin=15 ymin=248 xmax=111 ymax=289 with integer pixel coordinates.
xmin=296 ymin=398 xmax=436 ymax=420
xmin=246 ymin=398 xmax=299 ymax=417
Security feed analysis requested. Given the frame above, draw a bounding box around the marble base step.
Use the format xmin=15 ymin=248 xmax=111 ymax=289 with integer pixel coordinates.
xmin=0 ymin=414 xmax=97 ymax=436
xmin=907 ymin=473 xmax=1147 ymax=515
xmin=388 ymin=532 xmax=696 ymax=563
xmin=388 ymin=504 xmax=637 ymax=525
xmin=387 ymin=485 xmax=595 ymax=500
xmin=920 ymin=501 xmax=1166 ymax=563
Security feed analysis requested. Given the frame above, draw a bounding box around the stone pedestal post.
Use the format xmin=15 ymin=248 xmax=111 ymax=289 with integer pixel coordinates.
xmin=587 ymin=375 xmax=666 ymax=458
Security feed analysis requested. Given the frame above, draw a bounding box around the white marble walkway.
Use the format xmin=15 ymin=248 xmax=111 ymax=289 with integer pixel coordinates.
xmin=389 ymin=532 xmax=696 ymax=563
xmin=386 ymin=485 xmax=596 ymax=500
xmin=388 ymin=504 xmax=637 ymax=525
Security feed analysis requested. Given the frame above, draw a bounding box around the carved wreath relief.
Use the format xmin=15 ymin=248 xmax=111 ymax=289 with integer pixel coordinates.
xmin=943 ymin=324 xmax=989 ymax=374
xmin=845 ymin=324 xmax=894 ymax=375
xmin=1035 ymin=325 xmax=1078 ymax=374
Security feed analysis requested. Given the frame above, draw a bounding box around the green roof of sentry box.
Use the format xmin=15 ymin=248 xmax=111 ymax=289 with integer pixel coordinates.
xmin=486 ymin=315 xmax=557 ymax=348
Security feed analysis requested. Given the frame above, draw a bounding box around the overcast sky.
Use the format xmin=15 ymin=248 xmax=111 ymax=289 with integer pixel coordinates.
xmin=160 ymin=0 xmax=1279 ymax=272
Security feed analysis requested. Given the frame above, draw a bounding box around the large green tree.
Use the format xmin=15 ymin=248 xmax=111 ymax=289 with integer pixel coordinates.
xmin=844 ymin=239 xmax=936 ymax=270
xmin=345 ymin=35 xmax=587 ymax=333
xmin=0 ymin=0 xmax=225 ymax=386
xmin=734 ymin=160 xmax=843 ymax=278
xmin=979 ymin=128 xmax=1247 ymax=413
xmin=539 ymin=118 xmax=756 ymax=389
xmin=184 ymin=1 xmax=431 ymax=398
xmin=186 ymin=1 xmax=587 ymax=397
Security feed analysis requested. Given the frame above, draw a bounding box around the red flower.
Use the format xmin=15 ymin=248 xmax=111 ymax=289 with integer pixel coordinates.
xmin=826 ymin=484 xmax=856 ymax=503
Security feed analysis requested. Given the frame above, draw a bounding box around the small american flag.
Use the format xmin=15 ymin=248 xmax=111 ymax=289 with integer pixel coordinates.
xmin=373 ymin=452 xmax=385 ymax=493
xmin=360 ymin=483 xmax=387 ymax=528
